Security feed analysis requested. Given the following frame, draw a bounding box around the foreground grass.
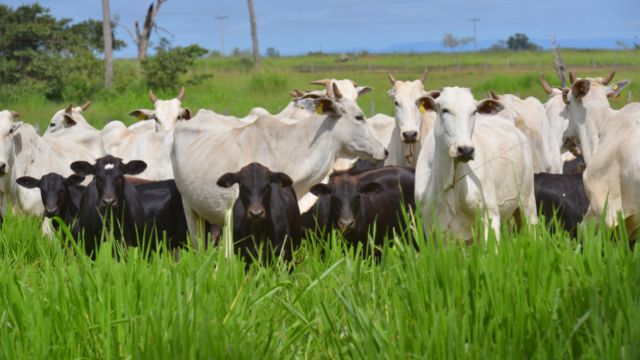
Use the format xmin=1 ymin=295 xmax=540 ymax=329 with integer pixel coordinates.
xmin=0 ymin=212 xmax=638 ymax=359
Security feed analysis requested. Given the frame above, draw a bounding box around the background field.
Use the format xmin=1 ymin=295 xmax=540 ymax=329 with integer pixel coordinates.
xmin=0 ymin=50 xmax=639 ymax=358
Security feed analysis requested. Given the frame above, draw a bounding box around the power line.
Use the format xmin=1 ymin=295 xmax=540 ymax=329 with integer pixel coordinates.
xmin=468 ymin=18 xmax=480 ymax=50
xmin=215 ymin=16 xmax=229 ymax=56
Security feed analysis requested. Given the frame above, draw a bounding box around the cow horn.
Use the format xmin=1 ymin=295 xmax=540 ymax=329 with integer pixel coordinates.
xmin=80 ymin=100 xmax=91 ymax=112
xmin=420 ymin=68 xmax=429 ymax=84
xmin=177 ymin=86 xmax=186 ymax=101
xmin=310 ymin=79 xmax=330 ymax=87
xmin=540 ymin=74 xmax=554 ymax=95
xmin=332 ymin=82 xmax=343 ymax=99
xmin=569 ymin=71 xmax=576 ymax=84
xmin=9 ymin=111 xmax=19 ymax=118
xmin=65 ymin=104 xmax=73 ymax=113
xmin=488 ymin=91 xmax=500 ymax=100
xmin=601 ymin=71 xmax=616 ymax=86
xmin=387 ymin=73 xmax=397 ymax=85
xmin=350 ymin=79 xmax=359 ymax=87
xmin=149 ymin=90 xmax=158 ymax=104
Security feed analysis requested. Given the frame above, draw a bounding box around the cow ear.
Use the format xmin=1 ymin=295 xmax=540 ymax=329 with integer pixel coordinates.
xmin=270 ymin=171 xmax=293 ymax=187
xmin=426 ymin=90 xmax=441 ymax=99
xmin=123 ymin=160 xmax=147 ymax=175
xmin=16 ymin=176 xmax=40 ymax=189
xmin=415 ymin=96 xmax=437 ymax=113
xmin=65 ymin=174 xmax=85 ymax=186
xmin=309 ymin=183 xmax=331 ymax=196
xmin=357 ymin=86 xmax=374 ymax=97
xmin=63 ymin=114 xmax=77 ymax=127
xmin=216 ymin=172 xmax=239 ymax=188
xmin=606 ymin=80 xmax=630 ymax=98
xmin=178 ymin=108 xmax=192 ymax=120
xmin=312 ymin=97 xmax=339 ymax=117
xmin=128 ymin=109 xmax=156 ymax=120
xmin=9 ymin=121 xmax=23 ymax=134
xmin=360 ymin=182 xmax=384 ymax=194
xmin=71 ymin=161 xmax=96 ymax=176
xmin=477 ymin=99 xmax=504 ymax=115
xmin=571 ymin=79 xmax=590 ymax=100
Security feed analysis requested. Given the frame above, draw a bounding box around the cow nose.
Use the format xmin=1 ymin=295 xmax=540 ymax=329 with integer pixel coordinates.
xmin=384 ymin=149 xmax=389 ymax=158
xmin=402 ymin=131 xmax=418 ymax=143
xmin=456 ymin=146 xmax=475 ymax=162
xmin=44 ymin=206 xmax=58 ymax=217
xmin=248 ymin=207 xmax=265 ymax=219
xmin=338 ymin=218 xmax=355 ymax=230
xmin=101 ymin=197 xmax=116 ymax=207
xmin=0 ymin=162 xmax=6 ymax=175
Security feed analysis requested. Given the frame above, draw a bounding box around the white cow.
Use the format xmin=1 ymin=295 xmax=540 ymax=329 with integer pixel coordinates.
xmin=561 ymin=71 xmax=639 ymax=230
xmin=43 ymin=103 xmax=105 ymax=159
xmin=414 ymin=87 xmax=537 ymax=242
xmin=386 ymin=72 xmax=437 ymax=167
xmin=488 ymin=91 xmax=562 ymax=173
xmin=0 ymin=110 xmax=95 ymax=215
xmin=101 ymin=88 xmax=192 ymax=180
xmin=171 ymin=84 xmax=388 ymax=245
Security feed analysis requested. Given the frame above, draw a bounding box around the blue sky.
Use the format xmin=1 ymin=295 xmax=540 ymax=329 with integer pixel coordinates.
xmin=4 ymin=0 xmax=639 ymax=56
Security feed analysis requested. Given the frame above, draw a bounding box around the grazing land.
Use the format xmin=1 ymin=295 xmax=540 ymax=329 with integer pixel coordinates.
xmin=0 ymin=50 xmax=639 ymax=358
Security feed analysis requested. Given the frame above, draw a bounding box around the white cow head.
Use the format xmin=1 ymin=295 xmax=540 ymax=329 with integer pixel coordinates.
xmin=129 ymin=87 xmax=192 ymax=131
xmin=45 ymin=101 xmax=91 ymax=135
xmin=387 ymin=71 xmax=430 ymax=143
xmin=311 ymin=83 xmax=387 ymax=161
xmin=561 ymin=71 xmax=630 ymax=162
xmin=0 ymin=110 xmax=23 ymax=175
xmin=310 ymin=79 xmax=373 ymax=101
xmin=417 ymin=87 xmax=504 ymax=162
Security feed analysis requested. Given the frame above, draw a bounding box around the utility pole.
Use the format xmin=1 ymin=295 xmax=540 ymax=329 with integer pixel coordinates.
xmin=469 ymin=18 xmax=480 ymax=50
xmin=215 ymin=15 xmax=228 ymax=56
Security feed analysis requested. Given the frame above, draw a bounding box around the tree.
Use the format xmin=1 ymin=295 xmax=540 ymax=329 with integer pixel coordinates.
xmin=141 ymin=43 xmax=207 ymax=90
xmin=101 ymin=0 xmax=114 ymax=88
xmin=266 ymin=47 xmax=280 ymax=57
xmin=442 ymin=33 xmax=473 ymax=52
xmin=506 ymin=33 xmax=540 ymax=51
xmin=125 ymin=0 xmax=168 ymax=61
xmin=247 ymin=0 xmax=260 ymax=70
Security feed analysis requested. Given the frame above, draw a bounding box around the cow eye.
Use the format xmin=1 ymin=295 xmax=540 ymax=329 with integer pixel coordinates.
xmin=355 ymin=114 xmax=365 ymax=121
xmin=49 ymin=123 xmax=55 ymax=127
xmin=441 ymin=108 xmax=450 ymax=114
xmin=394 ymin=100 xmax=399 ymax=106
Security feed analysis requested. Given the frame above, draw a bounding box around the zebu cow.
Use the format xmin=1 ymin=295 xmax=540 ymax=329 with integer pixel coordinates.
xmin=386 ymin=71 xmax=436 ymax=166
xmin=414 ymin=87 xmax=537 ymax=241
xmin=0 ymin=110 xmax=95 ymax=215
xmin=561 ymin=71 xmax=640 ymax=231
xmin=43 ymin=102 xmax=105 ymax=159
xmin=487 ymin=91 xmax=562 ymax=173
xmin=171 ymin=83 xmax=388 ymax=250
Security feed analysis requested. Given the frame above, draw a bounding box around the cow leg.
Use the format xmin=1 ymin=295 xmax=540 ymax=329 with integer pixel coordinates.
xmin=181 ymin=197 xmax=200 ymax=249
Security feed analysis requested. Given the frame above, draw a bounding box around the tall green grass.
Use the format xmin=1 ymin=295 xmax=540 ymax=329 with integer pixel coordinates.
xmin=0 ymin=208 xmax=638 ymax=358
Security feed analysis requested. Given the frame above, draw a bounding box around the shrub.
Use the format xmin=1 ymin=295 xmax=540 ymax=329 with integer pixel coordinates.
xmin=141 ymin=45 xmax=208 ymax=91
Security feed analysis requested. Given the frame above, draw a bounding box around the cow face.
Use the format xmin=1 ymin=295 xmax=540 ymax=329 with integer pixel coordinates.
xmin=417 ymin=87 xmax=503 ymax=163
xmin=44 ymin=102 xmax=90 ymax=135
xmin=129 ymin=87 xmax=191 ymax=132
xmin=388 ymin=79 xmax=428 ymax=144
xmin=312 ymin=84 xmax=388 ymax=162
xmin=310 ymin=175 xmax=383 ymax=233
xmin=310 ymin=79 xmax=372 ymax=101
xmin=71 ymin=155 xmax=147 ymax=210
xmin=16 ymin=173 xmax=85 ymax=217
xmin=0 ymin=110 xmax=22 ymax=176
xmin=217 ymin=163 xmax=293 ymax=222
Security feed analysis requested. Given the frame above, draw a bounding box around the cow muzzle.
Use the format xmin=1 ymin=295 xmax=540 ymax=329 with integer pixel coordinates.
xmin=402 ymin=131 xmax=418 ymax=144
xmin=44 ymin=205 xmax=59 ymax=217
xmin=100 ymin=196 xmax=118 ymax=208
xmin=337 ymin=217 xmax=355 ymax=232
xmin=247 ymin=206 xmax=266 ymax=220
xmin=0 ymin=162 xmax=7 ymax=176
xmin=455 ymin=146 xmax=475 ymax=163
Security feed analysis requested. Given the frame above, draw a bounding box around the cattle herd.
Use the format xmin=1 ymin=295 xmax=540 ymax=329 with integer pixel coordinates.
xmin=0 ymin=69 xmax=635 ymax=263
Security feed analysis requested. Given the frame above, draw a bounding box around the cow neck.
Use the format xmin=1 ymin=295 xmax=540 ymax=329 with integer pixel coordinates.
xmin=576 ymin=95 xmax=615 ymax=166
xmin=431 ymin=129 xmax=457 ymax=193
xmin=386 ymin=126 xmax=407 ymax=166
xmin=247 ymin=115 xmax=344 ymax=196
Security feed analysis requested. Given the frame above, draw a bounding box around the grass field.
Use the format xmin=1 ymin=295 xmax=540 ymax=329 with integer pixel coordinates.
xmin=1 ymin=50 xmax=640 ymax=358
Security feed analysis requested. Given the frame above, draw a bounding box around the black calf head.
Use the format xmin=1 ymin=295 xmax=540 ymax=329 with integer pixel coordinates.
xmin=217 ymin=162 xmax=293 ymax=221
xmin=310 ymin=174 xmax=383 ymax=232
xmin=71 ymin=155 xmax=146 ymax=209
xmin=16 ymin=173 xmax=85 ymax=217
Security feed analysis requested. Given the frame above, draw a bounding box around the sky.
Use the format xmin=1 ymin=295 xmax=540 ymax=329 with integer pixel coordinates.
xmin=4 ymin=0 xmax=639 ymax=56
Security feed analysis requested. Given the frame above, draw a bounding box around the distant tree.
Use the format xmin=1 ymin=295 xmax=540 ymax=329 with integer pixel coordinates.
xmin=616 ymin=40 xmax=629 ymax=50
xmin=442 ymin=33 xmax=474 ymax=52
xmin=266 ymin=47 xmax=280 ymax=57
xmin=247 ymin=0 xmax=261 ymax=70
xmin=506 ymin=33 xmax=540 ymax=51
xmin=123 ymin=0 xmax=169 ymax=61
xmin=633 ymin=36 xmax=640 ymax=50
xmin=70 ymin=19 xmax=125 ymax=54
xmin=141 ymin=44 xmax=207 ymax=90
xmin=488 ymin=40 xmax=507 ymax=52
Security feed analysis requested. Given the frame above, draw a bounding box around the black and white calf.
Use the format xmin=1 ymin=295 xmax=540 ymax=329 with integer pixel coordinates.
xmin=534 ymin=173 xmax=589 ymax=236
xmin=217 ymin=162 xmax=302 ymax=265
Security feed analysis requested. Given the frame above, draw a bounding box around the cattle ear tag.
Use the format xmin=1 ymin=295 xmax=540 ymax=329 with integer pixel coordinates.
xmin=315 ymin=102 xmax=324 ymax=114
xmin=613 ymin=84 xmax=619 ymax=91
xmin=419 ymin=104 xmax=426 ymax=113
